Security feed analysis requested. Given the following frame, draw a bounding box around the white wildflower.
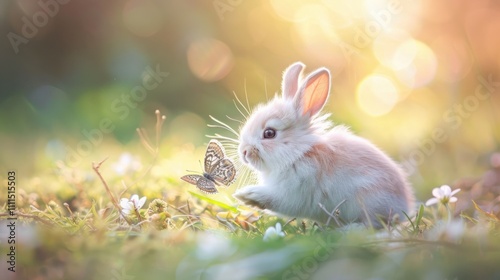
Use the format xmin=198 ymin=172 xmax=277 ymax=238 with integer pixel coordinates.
xmin=425 ymin=185 xmax=460 ymax=207
xmin=263 ymin=222 xmax=285 ymax=242
xmin=120 ymin=194 xmax=146 ymax=216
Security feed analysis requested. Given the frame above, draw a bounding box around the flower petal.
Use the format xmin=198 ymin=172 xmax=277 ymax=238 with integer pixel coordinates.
xmin=441 ymin=185 xmax=452 ymax=196
xmin=425 ymin=198 xmax=439 ymax=206
xmin=432 ymin=188 xmax=443 ymax=199
xmin=137 ymin=196 xmax=147 ymax=209
xmin=131 ymin=194 xmax=139 ymax=203
xmin=264 ymin=227 xmax=276 ymax=236
xmin=125 ymin=203 xmax=134 ymax=211
xmin=120 ymin=198 xmax=130 ymax=209
xmin=449 ymin=197 xmax=458 ymax=203
xmin=275 ymin=222 xmax=282 ymax=232
xmin=450 ymin=188 xmax=461 ymax=196
xmin=263 ymin=227 xmax=278 ymax=241
xmin=121 ymin=205 xmax=132 ymax=215
xmin=120 ymin=153 xmax=132 ymax=164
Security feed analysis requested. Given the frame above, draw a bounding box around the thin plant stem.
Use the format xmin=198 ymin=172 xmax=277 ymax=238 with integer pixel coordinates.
xmin=92 ymin=158 xmax=132 ymax=225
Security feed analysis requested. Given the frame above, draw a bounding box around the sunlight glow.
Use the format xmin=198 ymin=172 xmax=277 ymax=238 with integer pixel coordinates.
xmin=373 ymin=28 xmax=411 ymax=67
xmin=432 ymin=36 xmax=473 ymax=82
xmin=294 ymin=4 xmax=340 ymax=43
xmin=292 ymin=4 xmax=347 ymax=71
xmin=364 ymin=0 xmax=391 ymax=11
xmin=167 ymin=112 xmax=205 ymax=146
xmin=187 ymin=38 xmax=234 ymax=82
xmin=391 ymin=39 xmax=437 ymax=88
xmin=270 ymin=0 xmax=308 ymax=22
xmin=356 ymin=75 xmax=399 ymax=116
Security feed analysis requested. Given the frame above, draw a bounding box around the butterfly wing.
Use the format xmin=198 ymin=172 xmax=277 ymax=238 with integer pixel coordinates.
xmin=182 ymin=140 xmax=236 ymax=194
xmin=181 ymin=175 xmax=202 ymax=185
xmin=196 ymin=176 xmax=218 ymax=194
xmin=204 ymin=140 xmax=226 ymax=174
xmin=181 ymin=174 xmax=218 ymax=194
xmin=211 ymin=158 xmax=237 ymax=187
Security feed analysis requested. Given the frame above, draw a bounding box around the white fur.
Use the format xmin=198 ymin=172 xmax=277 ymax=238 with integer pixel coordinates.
xmin=234 ymin=62 xmax=415 ymax=228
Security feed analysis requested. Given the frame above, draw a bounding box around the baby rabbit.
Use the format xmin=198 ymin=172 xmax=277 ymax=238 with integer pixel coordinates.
xmin=233 ymin=62 xmax=415 ymax=228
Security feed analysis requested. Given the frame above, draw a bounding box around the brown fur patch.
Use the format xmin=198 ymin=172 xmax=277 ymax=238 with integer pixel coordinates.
xmin=304 ymin=143 xmax=336 ymax=180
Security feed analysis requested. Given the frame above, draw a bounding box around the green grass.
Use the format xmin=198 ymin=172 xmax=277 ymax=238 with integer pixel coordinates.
xmin=2 ymin=115 xmax=500 ymax=280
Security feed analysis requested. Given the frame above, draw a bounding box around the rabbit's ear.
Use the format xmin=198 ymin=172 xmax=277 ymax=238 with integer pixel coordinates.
xmin=295 ymin=68 xmax=330 ymax=117
xmin=282 ymin=62 xmax=305 ymax=99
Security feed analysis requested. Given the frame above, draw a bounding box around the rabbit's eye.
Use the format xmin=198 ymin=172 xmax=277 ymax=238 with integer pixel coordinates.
xmin=263 ymin=128 xmax=276 ymax=139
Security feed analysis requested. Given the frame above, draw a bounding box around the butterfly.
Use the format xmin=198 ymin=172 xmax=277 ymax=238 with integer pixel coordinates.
xmin=181 ymin=140 xmax=237 ymax=194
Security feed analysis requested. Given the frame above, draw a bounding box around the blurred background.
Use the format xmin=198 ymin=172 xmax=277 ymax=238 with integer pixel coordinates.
xmin=0 ymin=0 xmax=499 ymax=199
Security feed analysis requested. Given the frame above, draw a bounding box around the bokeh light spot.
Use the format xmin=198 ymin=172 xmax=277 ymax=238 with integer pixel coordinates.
xmin=391 ymin=38 xmax=418 ymax=70
xmin=187 ymin=38 xmax=234 ymax=82
xmin=392 ymin=39 xmax=437 ymax=88
xmin=28 ymin=85 xmax=67 ymax=113
xmin=107 ymin=45 xmax=149 ymax=82
xmin=45 ymin=139 xmax=66 ymax=162
xmin=294 ymin=4 xmax=340 ymax=43
xmin=373 ymin=28 xmax=411 ymax=67
xmin=356 ymin=75 xmax=399 ymax=116
xmin=291 ymin=4 xmax=347 ymax=76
